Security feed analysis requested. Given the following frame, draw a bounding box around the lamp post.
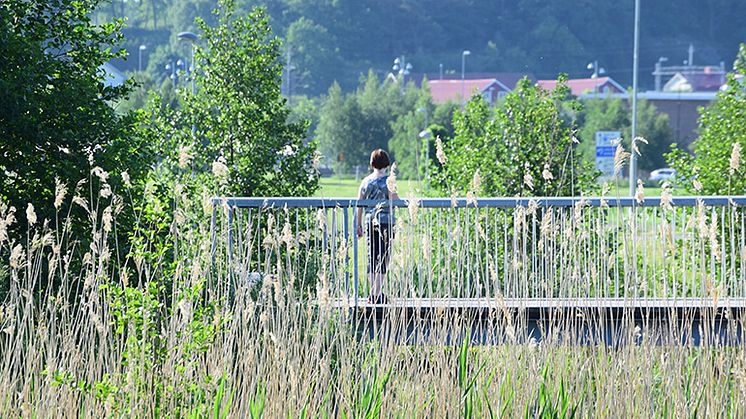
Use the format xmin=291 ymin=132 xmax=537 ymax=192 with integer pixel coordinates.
xmin=392 ymin=56 xmax=413 ymax=92
xmin=587 ymin=60 xmax=606 ymax=93
xmin=654 ymin=56 xmax=668 ymax=91
xmin=461 ymin=50 xmax=470 ymax=107
xmin=629 ymin=0 xmax=641 ymax=197
xmin=416 ymin=107 xmax=429 ymax=182
xmin=138 ymin=44 xmax=147 ymax=72
xmin=165 ymin=59 xmax=184 ymax=85
xmin=586 ymin=60 xmax=606 ymax=78
xmin=177 ymin=31 xmax=199 ymax=95
xmin=178 ymin=31 xmax=199 ymax=140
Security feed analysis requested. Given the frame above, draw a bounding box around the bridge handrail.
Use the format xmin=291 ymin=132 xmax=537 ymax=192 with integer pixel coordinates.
xmin=212 ymin=195 xmax=746 ymax=209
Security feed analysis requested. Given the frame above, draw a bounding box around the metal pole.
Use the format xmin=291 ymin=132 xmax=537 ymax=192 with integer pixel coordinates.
xmin=352 ymin=202 xmax=359 ymax=309
xmin=629 ymin=0 xmax=640 ymax=197
xmin=190 ymin=44 xmax=195 ymax=95
xmin=461 ymin=53 xmax=466 ymax=107
xmin=461 ymin=50 xmax=470 ymax=108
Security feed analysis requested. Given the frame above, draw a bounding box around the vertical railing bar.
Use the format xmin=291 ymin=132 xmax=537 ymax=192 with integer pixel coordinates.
xmin=352 ymin=201 xmax=359 ymax=308
xmin=228 ymin=205 xmax=234 ymax=284
xmin=720 ymin=207 xmax=730 ymax=295
xmin=210 ymin=203 xmax=217 ymax=270
xmin=343 ymin=207 xmax=350 ymax=303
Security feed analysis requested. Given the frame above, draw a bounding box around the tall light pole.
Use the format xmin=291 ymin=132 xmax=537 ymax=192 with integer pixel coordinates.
xmin=178 ymin=31 xmax=199 ymax=140
xmin=629 ymin=0 xmax=640 ymax=196
xmin=177 ymin=31 xmax=199 ymax=95
xmin=392 ymin=56 xmax=413 ymax=92
xmin=461 ymin=50 xmax=471 ymax=107
xmin=654 ymin=56 xmax=668 ymax=91
xmin=416 ymin=107 xmax=429 ymax=182
xmin=165 ymin=59 xmax=184 ymax=85
xmin=138 ymin=44 xmax=147 ymax=72
xmin=586 ymin=60 xmax=605 ymax=78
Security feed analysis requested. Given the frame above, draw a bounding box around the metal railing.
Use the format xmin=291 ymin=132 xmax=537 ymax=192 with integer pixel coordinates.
xmin=210 ymin=196 xmax=746 ymax=306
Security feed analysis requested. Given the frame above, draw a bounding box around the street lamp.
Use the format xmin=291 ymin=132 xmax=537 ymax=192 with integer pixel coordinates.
xmin=165 ymin=59 xmax=185 ymax=85
xmin=178 ymin=31 xmax=199 ymax=95
xmin=415 ymin=107 xmax=430 ymax=182
xmin=286 ymin=64 xmax=296 ymax=106
xmin=138 ymin=44 xmax=147 ymax=72
xmin=461 ymin=50 xmax=471 ymax=107
xmin=629 ymin=0 xmax=641 ymax=197
xmin=654 ymin=56 xmax=668 ymax=91
xmin=392 ymin=56 xmax=413 ymax=86
xmin=586 ymin=60 xmax=606 ymax=78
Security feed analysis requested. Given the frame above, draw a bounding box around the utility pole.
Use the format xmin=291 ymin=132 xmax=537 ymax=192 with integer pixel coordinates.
xmin=285 ymin=47 xmax=294 ymax=106
xmin=688 ymin=43 xmax=695 ymax=70
xmin=629 ymin=0 xmax=640 ymax=197
xmin=461 ymin=50 xmax=471 ymax=108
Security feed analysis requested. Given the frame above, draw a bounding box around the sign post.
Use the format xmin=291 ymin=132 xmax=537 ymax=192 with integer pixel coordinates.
xmin=595 ymin=131 xmax=621 ymax=179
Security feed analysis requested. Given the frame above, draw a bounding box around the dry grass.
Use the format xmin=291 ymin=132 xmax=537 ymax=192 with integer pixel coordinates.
xmin=1 ymin=176 xmax=745 ymax=417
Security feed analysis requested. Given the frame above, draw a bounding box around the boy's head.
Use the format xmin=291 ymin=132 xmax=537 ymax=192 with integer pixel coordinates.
xmin=370 ymin=149 xmax=390 ymax=169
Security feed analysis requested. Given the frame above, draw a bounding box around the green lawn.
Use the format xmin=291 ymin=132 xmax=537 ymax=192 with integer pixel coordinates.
xmin=315 ymin=176 xmax=423 ymax=197
xmin=316 ymin=176 xmax=681 ymax=198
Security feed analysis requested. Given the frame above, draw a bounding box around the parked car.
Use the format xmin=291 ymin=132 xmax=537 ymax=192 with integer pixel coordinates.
xmin=649 ymin=168 xmax=676 ymax=182
xmin=318 ymin=166 xmax=334 ymax=177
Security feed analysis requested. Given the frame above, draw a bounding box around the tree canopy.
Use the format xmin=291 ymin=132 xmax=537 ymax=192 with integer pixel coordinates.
xmin=0 ymin=0 xmax=150 ymax=227
xmin=667 ymin=44 xmax=746 ymax=194
xmin=141 ymin=1 xmax=318 ymax=198
xmin=430 ymin=77 xmax=598 ymax=197
xmin=98 ymin=0 xmax=746 ymax=96
xmin=577 ymin=97 xmax=673 ymax=174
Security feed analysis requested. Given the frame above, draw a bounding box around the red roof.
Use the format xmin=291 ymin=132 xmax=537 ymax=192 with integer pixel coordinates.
xmin=537 ymin=77 xmax=625 ymax=96
xmin=427 ymin=79 xmax=509 ymax=103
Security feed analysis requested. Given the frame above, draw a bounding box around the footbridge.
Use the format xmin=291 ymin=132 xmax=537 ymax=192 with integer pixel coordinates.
xmin=210 ymin=195 xmax=746 ymax=345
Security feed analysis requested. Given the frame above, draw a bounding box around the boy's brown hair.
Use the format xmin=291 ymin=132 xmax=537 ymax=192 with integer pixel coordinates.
xmin=370 ymin=149 xmax=390 ymax=169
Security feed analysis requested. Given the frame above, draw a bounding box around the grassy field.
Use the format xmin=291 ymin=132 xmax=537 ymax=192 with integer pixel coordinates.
xmin=316 ymin=175 xmax=675 ymax=198
xmin=315 ymin=176 xmax=423 ymax=197
xmin=3 ymin=174 xmax=735 ymax=417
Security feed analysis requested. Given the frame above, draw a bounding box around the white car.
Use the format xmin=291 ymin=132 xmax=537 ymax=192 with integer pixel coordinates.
xmin=649 ymin=168 xmax=676 ymax=182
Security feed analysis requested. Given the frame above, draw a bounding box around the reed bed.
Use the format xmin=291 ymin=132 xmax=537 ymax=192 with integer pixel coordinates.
xmin=1 ymin=183 xmax=746 ymax=416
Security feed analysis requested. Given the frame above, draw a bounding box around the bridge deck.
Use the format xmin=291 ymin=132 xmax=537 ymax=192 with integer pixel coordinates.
xmin=330 ymin=297 xmax=746 ymax=345
xmin=332 ymin=297 xmax=746 ymax=311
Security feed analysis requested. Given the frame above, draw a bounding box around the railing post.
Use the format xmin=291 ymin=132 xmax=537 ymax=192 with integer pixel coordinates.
xmin=343 ymin=208 xmax=350 ymax=301
xmin=227 ymin=205 xmax=234 ymax=281
xmin=352 ymin=201 xmax=359 ymax=309
xmin=210 ymin=202 xmax=217 ymax=268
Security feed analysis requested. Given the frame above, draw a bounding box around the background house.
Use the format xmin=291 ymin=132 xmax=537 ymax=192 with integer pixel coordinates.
xmin=427 ymin=78 xmax=511 ymax=104
xmin=537 ymin=77 xmax=626 ymax=96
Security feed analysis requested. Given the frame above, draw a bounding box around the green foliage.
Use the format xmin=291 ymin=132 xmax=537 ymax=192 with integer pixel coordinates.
xmin=578 ymin=97 xmax=673 ymax=173
xmin=95 ymin=0 xmax=746 ymax=97
xmin=0 ymin=0 xmax=151 ymax=231
xmin=316 ymin=72 xmax=424 ymax=173
xmin=387 ymin=90 xmax=435 ymax=180
xmin=140 ymin=0 xmax=318 ymax=198
xmin=285 ymin=17 xmax=341 ymax=94
xmin=347 ymin=362 xmax=391 ymax=419
xmin=526 ymin=366 xmax=580 ymax=419
xmin=667 ymin=44 xmax=746 ymax=194
xmin=430 ymin=77 xmax=598 ymax=197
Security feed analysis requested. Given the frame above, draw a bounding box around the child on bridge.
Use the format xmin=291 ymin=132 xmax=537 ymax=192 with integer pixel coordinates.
xmin=356 ymin=149 xmax=398 ymax=304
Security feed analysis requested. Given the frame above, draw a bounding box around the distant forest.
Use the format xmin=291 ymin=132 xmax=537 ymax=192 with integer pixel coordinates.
xmin=100 ymin=0 xmax=746 ymax=95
